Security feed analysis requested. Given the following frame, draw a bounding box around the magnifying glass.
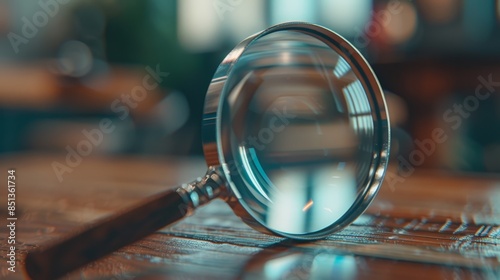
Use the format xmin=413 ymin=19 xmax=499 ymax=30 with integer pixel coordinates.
xmin=25 ymin=22 xmax=390 ymax=280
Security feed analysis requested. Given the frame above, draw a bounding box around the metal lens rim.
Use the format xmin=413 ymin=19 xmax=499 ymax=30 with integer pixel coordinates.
xmin=202 ymin=22 xmax=390 ymax=239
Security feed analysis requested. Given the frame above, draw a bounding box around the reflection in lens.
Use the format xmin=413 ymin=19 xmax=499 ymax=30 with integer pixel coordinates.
xmin=266 ymin=166 xmax=357 ymax=233
xmin=221 ymin=29 xmax=377 ymax=236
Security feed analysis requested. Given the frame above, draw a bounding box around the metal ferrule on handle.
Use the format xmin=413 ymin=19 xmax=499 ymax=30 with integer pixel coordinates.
xmin=176 ymin=167 xmax=227 ymax=216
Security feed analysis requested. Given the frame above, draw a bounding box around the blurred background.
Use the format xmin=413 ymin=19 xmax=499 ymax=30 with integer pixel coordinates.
xmin=1 ymin=0 xmax=499 ymax=174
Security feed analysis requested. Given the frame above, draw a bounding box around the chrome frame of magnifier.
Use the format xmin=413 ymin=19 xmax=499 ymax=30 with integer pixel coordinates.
xmin=201 ymin=22 xmax=390 ymax=240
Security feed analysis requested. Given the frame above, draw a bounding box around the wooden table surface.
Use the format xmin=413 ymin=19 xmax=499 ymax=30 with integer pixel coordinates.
xmin=0 ymin=154 xmax=499 ymax=279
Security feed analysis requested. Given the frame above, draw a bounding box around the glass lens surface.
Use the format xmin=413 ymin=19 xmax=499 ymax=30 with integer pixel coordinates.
xmin=220 ymin=30 xmax=377 ymax=236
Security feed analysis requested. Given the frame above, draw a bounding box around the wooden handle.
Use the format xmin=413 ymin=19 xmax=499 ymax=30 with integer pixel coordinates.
xmin=24 ymin=189 xmax=188 ymax=280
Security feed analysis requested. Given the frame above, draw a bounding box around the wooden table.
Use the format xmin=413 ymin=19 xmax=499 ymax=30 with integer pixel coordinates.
xmin=0 ymin=154 xmax=499 ymax=279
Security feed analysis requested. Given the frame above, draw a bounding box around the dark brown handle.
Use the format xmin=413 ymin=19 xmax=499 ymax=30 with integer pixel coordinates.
xmin=24 ymin=189 xmax=188 ymax=280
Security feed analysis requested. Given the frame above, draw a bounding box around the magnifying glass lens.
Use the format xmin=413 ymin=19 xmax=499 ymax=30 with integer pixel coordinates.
xmin=219 ymin=29 xmax=382 ymax=237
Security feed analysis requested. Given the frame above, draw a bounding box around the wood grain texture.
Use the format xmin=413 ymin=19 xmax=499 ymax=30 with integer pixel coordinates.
xmin=0 ymin=154 xmax=499 ymax=279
